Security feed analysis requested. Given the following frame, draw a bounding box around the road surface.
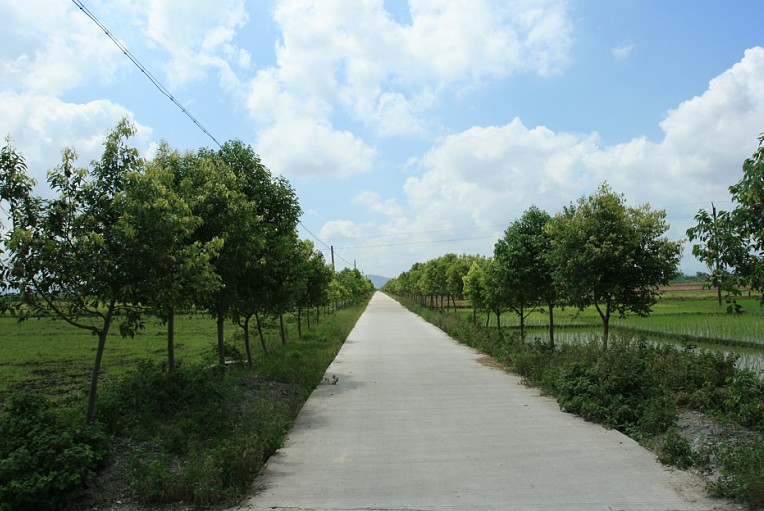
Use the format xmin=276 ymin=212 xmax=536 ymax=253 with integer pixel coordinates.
xmin=232 ymin=292 xmax=733 ymax=511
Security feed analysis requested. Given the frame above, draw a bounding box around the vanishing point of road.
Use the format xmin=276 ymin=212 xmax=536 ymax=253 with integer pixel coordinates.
xmin=232 ymin=292 xmax=735 ymax=511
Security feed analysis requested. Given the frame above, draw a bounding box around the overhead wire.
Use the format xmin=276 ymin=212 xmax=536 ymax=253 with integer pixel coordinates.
xmin=298 ymin=221 xmax=354 ymax=268
xmin=73 ymin=1 xmax=367 ymax=271
xmin=70 ymin=0 xmax=221 ymax=148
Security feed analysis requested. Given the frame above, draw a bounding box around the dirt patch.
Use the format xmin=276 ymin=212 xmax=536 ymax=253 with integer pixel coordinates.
xmin=674 ymin=409 xmax=762 ymax=484
xmin=476 ymin=354 xmax=508 ymax=372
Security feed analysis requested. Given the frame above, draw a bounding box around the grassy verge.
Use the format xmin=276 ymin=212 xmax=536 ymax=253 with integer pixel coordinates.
xmin=0 ymin=298 xmax=370 ymax=510
xmin=390 ymin=294 xmax=764 ymax=509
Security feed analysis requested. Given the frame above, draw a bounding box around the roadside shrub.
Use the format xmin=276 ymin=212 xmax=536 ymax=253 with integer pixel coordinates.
xmin=710 ymin=440 xmax=764 ymax=507
xmin=722 ymin=372 xmax=764 ymax=431
xmin=0 ymin=391 xmax=107 ymax=511
xmin=554 ymin=340 xmax=676 ymax=438
xmin=96 ymin=361 xmax=239 ymax=444
xmin=658 ymin=428 xmax=696 ymax=469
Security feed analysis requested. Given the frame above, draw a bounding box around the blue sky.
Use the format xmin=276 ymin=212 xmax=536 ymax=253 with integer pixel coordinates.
xmin=2 ymin=0 xmax=763 ymax=278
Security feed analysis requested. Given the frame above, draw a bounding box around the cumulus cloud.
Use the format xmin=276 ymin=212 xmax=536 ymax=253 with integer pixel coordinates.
xmin=393 ymin=47 xmax=764 ymax=272
xmin=0 ymin=0 xmax=126 ymax=95
xmin=245 ymin=0 xmax=573 ymax=173
xmin=142 ymin=0 xmax=251 ymax=91
xmin=353 ymin=191 xmax=405 ymax=218
xmin=256 ymin=117 xmax=375 ymax=180
xmin=0 ymin=92 xmax=152 ymax=187
xmin=319 ymin=219 xmax=367 ymax=241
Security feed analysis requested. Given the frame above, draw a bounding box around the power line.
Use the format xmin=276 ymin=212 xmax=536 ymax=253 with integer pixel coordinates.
xmin=298 ymin=221 xmax=354 ymax=268
xmin=71 ymin=0 xmax=221 ymax=147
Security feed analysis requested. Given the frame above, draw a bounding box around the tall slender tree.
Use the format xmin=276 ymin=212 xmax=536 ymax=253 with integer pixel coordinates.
xmin=2 ymin=119 xmax=153 ymax=423
xmin=493 ymin=206 xmax=554 ymax=341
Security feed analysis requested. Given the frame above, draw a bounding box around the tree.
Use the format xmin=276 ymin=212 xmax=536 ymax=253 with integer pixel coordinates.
xmin=443 ymin=253 xmax=470 ymax=311
xmin=493 ymin=206 xmax=556 ymax=343
xmin=2 ymin=119 xmax=152 ymax=423
xmin=215 ymin=140 xmax=301 ymax=361
xmin=462 ymin=258 xmax=488 ymax=326
xmin=293 ymin=240 xmax=333 ymax=333
xmin=546 ymin=183 xmax=682 ymax=347
xmin=0 ymin=138 xmax=38 ymax=310
xmin=119 ymin=145 xmax=222 ymax=370
xmin=686 ymin=203 xmax=748 ymax=308
xmin=482 ymin=259 xmax=508 ymax=334
xmin=728 ymin=134 xmax=764 ymax=299
xmin=179 ymin=146 xmax=257 ymax=370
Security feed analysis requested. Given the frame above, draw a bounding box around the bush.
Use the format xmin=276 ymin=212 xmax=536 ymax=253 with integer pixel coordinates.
xmin=0 ymin=392 xmax=107 ymax=511
xmin=658 ymin=428 xmax=696 ymax=469
xmin=711 ymin=440 xmax=764 ymax=507
xmin=96 ymin=361 xmax=239 ymax=445
xmin=553 ymin=340 xmax=677 ymax=438
xmin=722 ymin=372 xmax=764 ymax=431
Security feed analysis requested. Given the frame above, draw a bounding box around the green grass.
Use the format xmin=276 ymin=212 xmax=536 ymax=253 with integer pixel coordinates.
xmin=0 ymin=298 xmax=371 ymax=509
xmin=0 ymin=313 xmax=221 ymax=398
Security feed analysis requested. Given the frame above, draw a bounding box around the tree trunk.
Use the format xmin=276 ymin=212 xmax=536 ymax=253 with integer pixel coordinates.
xmin=217 ymin=311 xmax=226 ymax=372
xmin=297 ymin=306 xmax=303 ymax=338
xmin=85 ymin=300 xmax=116 ymax=424
xmin=594 ymin=300 xmax=609 ymax=349
xmin=255 ymin=311 xmax=268 ymax=355
xmin=316 ymin=305 xmax=320 ymax=324
xmin=279 ymin=314 xmax=286 ymax=345
xmin=496 ymin=310 xmax=502 ymax=336
xmin=167 ymin=307 xmax=175 ymax=372
xmin=548 ymin=301 xmax=555 ymax=348
xmin=243 ymin=315 xmax=253 ymax=368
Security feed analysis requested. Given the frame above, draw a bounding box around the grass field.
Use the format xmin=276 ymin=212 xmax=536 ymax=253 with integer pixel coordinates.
xmin=0 ymin=311 xmax=306 ymax=399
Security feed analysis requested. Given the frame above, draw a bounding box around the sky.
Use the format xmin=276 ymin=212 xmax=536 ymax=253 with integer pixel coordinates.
xmin=2 ymin=0 xmax=764 ymax=278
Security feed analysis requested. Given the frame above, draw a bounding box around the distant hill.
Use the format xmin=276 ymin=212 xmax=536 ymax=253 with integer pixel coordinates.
xmin=366 ymin=274 xmax=390 ymax=289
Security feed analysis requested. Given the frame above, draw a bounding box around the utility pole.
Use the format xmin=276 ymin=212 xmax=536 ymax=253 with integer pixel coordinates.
xmin=330 ymin=245 xmax=335 ymax=272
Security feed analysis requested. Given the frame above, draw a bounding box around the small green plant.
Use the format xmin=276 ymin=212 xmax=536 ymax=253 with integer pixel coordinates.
xmin=0 ymin=392 xmax=108 ymax=511
xmin=722 ymin=372 xmax=764 ymax=431
xmin=658 ymin=428 xmax=696 ymax=469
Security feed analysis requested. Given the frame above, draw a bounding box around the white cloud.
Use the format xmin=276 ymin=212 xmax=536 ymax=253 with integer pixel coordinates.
xmin=246 ymin=0 xmax=573 ymax=144
xmin=0 ymin=0 xmax=126 ymax=96
xmin=0 ymin=92 xmax=152 ymax=187
xmin=611 ymin=44 xmax=635 ymax=60
xmin=143 ymin=0 xmax=250 ymax=90
xmin=319 ymin=219 xmax=366 ymax=241
xmin=394 ymin=47 xmax=764 ymax=272
xmin=353 ymin=191 xmax=405 ymax=218
xmin=256 ymin=117 xmax=376 ymax=180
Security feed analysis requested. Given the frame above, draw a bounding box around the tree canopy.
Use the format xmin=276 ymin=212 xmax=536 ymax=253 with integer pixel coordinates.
xmin=547 ymin=183 xmax=682 ymax=346
xmin=0 ymin=119 xmax=347 ymax=424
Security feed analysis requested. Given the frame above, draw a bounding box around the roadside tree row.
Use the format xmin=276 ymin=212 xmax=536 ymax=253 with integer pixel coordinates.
xmin=384 ymin=183 xmax=684 ymax=348
xmin=0 ymin=119 xmax=368 ymax=423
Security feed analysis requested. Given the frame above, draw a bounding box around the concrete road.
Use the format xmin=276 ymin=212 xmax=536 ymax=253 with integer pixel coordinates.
xmin=232 ymin=292 xmax=734 ymax=511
